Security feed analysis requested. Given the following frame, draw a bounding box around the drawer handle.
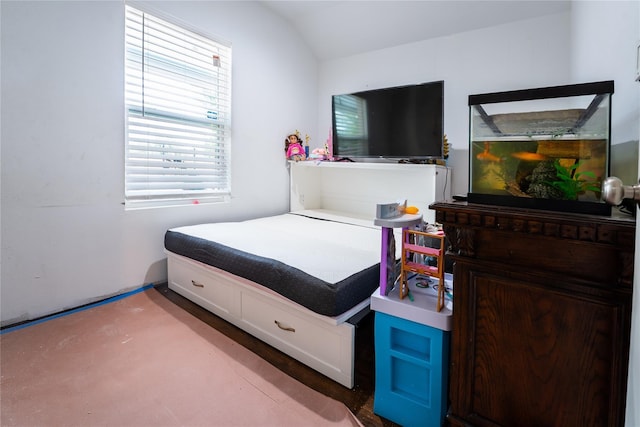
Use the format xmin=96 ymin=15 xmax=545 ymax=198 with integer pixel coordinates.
xmin=274 ymin=320 xmax=295 ymax=333
xmin=191 ymin=280 xmax=204 ymax=288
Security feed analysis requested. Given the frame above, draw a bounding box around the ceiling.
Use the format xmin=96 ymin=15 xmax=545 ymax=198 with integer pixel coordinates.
xmin=260 ymin=1 xmax=572 ymax=60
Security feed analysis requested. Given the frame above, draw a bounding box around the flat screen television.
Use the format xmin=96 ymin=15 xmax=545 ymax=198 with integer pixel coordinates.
xmin=331 ymin=81 xmax=444 ymax=161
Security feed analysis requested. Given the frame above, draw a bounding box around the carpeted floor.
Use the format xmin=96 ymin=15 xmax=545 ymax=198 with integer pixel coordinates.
xmin=0 ymin=288 xmax=362 ymax=427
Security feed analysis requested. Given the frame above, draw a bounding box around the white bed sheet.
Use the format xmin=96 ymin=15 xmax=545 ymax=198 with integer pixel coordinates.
xmin=169 ymin=209 xmax=400 ymax=284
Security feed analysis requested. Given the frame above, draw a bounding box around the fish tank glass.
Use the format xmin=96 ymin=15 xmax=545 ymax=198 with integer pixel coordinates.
xmin=468 ymin=81 xmax=614 ymax=215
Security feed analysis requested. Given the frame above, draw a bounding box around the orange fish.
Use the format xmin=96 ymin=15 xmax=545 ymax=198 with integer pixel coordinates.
xmin=476 ymin=142 xmax=501 ymax=162
xmin=511 ymin=152 xmax=548 ymax=161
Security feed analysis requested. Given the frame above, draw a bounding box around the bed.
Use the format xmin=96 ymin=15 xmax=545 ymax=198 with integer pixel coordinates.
xmin=165 ymin=161 xmax=450 ymax=388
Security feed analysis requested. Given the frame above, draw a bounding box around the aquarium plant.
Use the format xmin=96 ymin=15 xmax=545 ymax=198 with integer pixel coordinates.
xmin=528 ymin=160 xmax=601 ymax=201
xmin=550 ymin=160 xmax=601 ymax=200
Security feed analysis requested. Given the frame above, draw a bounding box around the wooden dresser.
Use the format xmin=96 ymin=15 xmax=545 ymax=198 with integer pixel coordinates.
xmin=430 ymin=201 xmax=635 ymax=427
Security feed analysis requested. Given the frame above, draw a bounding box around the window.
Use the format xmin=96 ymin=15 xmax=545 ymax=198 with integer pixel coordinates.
xmin=124 ymin=5 xmax=232 ymax=208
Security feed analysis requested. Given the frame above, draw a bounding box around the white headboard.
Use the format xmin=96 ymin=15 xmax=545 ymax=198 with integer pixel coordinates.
xmin=289 ymin=161 xmax=451 ymax=224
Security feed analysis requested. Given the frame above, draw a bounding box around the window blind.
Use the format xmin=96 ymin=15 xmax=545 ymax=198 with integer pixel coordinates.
xmin=124 ymin=5 xmax=232 ymax=208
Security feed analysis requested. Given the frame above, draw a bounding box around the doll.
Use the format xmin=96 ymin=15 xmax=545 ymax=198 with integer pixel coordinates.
xmin=285 ymin=133 xmax=306 ymax=161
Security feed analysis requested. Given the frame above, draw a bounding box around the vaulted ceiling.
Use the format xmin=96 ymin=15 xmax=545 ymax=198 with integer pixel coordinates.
xmin=260 ymin=1 xmax=572 ymax=60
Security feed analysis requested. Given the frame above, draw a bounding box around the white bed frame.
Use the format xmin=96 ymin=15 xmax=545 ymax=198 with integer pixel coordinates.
xmin=167 ymin=161 xmax=451 ymax=388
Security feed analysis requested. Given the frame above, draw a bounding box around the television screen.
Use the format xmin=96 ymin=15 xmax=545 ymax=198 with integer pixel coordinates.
xmin=331 ymin=81 xmax=444 ymax=160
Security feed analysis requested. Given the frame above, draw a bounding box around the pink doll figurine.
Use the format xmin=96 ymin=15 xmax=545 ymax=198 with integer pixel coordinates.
xmin=285 ymin=134 xmax=306 ymax=161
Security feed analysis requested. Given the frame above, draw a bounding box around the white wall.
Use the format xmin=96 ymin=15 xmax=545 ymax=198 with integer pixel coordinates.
xmin=318 ymin=12 xmax=573 ymax=196
xmin=2 ymin=0 xmax=638 ymax=378
xmin=0 ymin=0 xmax=317 ymax=325
xmin=570 ymin=1 xmax=639 ymax=146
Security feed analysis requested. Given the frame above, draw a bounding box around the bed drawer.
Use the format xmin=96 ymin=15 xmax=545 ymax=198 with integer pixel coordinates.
xmin=167 ymin=254 xmax=240 ymax=320
xmin=166 ymin=251 xmax=356 ymax=388
xmin=240 ymin=291 xmax=354 ymax=382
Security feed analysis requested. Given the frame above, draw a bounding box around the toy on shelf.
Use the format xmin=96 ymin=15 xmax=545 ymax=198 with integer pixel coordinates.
xmin=285 ymin=130 xmax=308 ymax=161
xmin=399 ymin=229 xmax=446 ymax=312
xmin=310 ymin=146 xmax=329 ymax=160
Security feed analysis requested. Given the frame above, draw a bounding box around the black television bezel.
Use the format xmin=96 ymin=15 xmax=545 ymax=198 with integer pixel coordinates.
xmin=331 ymin=81 xmax=444 ymax=161
xmin=467 ymin=80 xmax=614 ymax=216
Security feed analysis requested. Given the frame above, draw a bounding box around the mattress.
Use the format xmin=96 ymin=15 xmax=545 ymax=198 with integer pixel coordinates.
xmin=164 ymin=210 xmax=393 ymax=317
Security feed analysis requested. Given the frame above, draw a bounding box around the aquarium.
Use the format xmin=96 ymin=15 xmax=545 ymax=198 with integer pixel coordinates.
xmin=468 ymin=81 xmax=614 ymax=215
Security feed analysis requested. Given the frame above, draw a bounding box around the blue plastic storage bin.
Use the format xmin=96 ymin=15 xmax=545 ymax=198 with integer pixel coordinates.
xmin=373 ymin=312 xmax=450 ymax=427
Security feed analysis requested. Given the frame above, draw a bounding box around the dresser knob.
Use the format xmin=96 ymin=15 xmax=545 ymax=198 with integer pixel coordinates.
xmin=602 ymin=176 xmax=640 ymax=206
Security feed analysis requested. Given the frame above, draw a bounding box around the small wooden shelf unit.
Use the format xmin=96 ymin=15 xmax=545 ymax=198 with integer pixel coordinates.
xmin=399 ymin=229 xmax=446 ymax=311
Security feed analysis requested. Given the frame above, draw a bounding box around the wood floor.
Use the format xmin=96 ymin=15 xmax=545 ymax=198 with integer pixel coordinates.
xmin=155 ymin=283 xmax=399 ymax=427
